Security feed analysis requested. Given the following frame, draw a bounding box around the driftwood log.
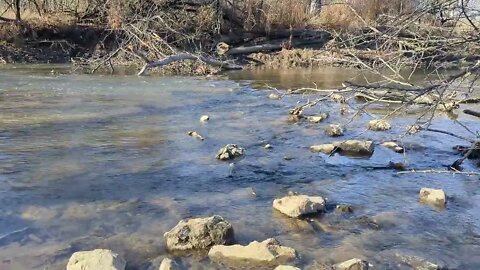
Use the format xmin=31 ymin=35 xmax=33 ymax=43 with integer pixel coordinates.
xmin=137 ymin=53 xmax=242 ymax=75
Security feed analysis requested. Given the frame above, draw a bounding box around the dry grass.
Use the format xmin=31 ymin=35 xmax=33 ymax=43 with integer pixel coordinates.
xmin=314 ymin=0 xmax=416 ymax=30
xmin=233 ymin=0 xmax=311 ymax=31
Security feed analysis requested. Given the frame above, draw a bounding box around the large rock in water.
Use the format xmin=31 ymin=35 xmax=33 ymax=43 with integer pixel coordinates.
xmin=273 ymin=194 xmax=326 ymax=218
xmin=367 ymin=119 xmax=391 ymax=131
xmin=216 ymin=144 xmax=245 ymax=161
xmin=67 ymin=249 xmax=126 ymax=270
xmin=333 ymin=140 xmax=374 ymax=156
xmin=208 ymin=238 xmax=296 ymax=266
xmin=164 ymin=215 xmax=234 ymax=251
xmin=419 ymin=188 xmax=447 ymax=206
xmin=325 ymin=124 xmax=345 ymax=137
xmin=335 ymin=258 xmax=369 ymax=270
xmin=310 ymin=144 xmax=336 ymax=154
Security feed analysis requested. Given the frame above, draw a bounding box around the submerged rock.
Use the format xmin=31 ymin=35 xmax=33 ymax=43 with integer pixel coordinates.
xmin=208 ymin=238 xmax=296 ymax=266
xmin=335 ymin=204 xmax=353 ymax=213
xmin=269 ymin=93 xmax=282 ymax=100
xmin=159 ymin=258 xmax=179 ymax=270
xmin=216 ymin=144 xmax=245 ymax=161
xmin=381 ymin=141 xmax=404 ymax=153
xmin=367 ymin=119 xmax=391 ymax=131
xmin=187 ymin=131 xmax=204 ymax=141
xmin=307 ymin=113 xmax=329 ymax=123
xmin=331 ymin=93 xmax=346 ymax=103
xmin=333 ymin=140 xmax=374 ymax=156
xmin=67 ymin=249 xmax=126 ymax=270
xmin=310 ymin=144 xmax=336 ymax=154
xmin=419 ymin=188 xmax=447 ymax=207
xmin=395 ymin=254 xmax=444 ymax=270
xmin=275 ymin=265 xmax=301 ymax=270
xmin=164 ymin=215 xmax=234 ymax=251
xmin=334 ymin=258 xmax=369 ymax=270
xmin=200 ymin=115 xmax=210 ymax=122
xmin=325 ymin=124 xmax=345 ymax=137
xmin=407 ymin=124 xmax=422 ymax=135
xmin=273 ymin=194 xmax=326 ymax=218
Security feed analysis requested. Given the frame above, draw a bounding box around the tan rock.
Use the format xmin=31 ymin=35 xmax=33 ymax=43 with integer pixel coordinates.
xmin=333 ymin=140 xmax=374 ymax=156
xmin=381 ymin=141 xmax=404 ymax=153
xmin=187 ymin=131 xmax=204 ymax=141
xmin=335 ymin=258 xmax=369 ymax=270
xmin=159 ymin=258 xmax=179 ymax=270
xmin=325 ymin=124 xmax=345 ymax=137
xmin=273 ymin=194 xmax=326 ymax=218
xmin=208 ymin=238 xmax=296 ymax=266
xmin=310 ymin=144 xmax=336 ymax=154
xmin=367 ymin=119 xmax=391 ymax=131
xmin=216 ymin=144 xmax=245 ymax=161
xmin=269 ymin=93 xmax=281 ymax=100
xmin=407 ymin=124 xmax=422 ymax=135
xmin=275 ymin=265 xmax=301 ymax=270
xmin=307 ymin=113 xmax=329 ymax=123
xmin=419 ymin=188 xmax=447 ymax=206
xmin=200 ymin=115 xmax=210 ymax=122
xmin=164 ymin=215 xmax=234 ymax=251
xmin=67 ymin=249 xmax=126 ymax=270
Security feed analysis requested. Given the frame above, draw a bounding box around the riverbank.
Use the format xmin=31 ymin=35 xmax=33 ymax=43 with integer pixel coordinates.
xmin=1 ymin=15 xmax=479 ymax=76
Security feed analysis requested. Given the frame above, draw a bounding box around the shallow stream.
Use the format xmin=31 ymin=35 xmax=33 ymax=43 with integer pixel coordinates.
xmin=0 ymin=65 xmax=479 ymax=269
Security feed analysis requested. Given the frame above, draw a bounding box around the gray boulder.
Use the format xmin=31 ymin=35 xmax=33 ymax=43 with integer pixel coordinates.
xmin=164 ymin=215 xmax=234 ymax=251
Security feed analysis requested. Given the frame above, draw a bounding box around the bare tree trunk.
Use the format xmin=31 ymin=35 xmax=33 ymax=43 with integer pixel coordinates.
xmin=14 ymin=0 xmax=21 ymax=21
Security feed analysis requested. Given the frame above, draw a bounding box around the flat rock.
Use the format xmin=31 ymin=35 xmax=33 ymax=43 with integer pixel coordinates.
xmin=164 ymin=215 xmax=234 ymax=251
xmin=67 ymin=249 xmax=126 ymax=270
xmin=419 ymin=188 xmax=447 ymax=206
xmin=325 ymin=124 xmax=345 ymax=137
xmin=310 ymin=144 xmax=336 ymax=154
xmin=333 ymin=140 xmax=374 ymax=156
xmin=273 ymin=194 xmax=326 ymax=218
xmin=307 ymin=113 xmax=329 ymax=123
xmin=367 ymin=119 xmax=391 ymax=131
xmin=216 ymin=144 xmax=245 ymax=161
xmin=381 ymin=141 xmax=404 ymax=153
xmin=208 ymin=238 xmax=296 ymax=266
xmin=275 ymin=265 xmax=301 ymax=270
xmin=335 ymin=258 xmax=369 ymax=270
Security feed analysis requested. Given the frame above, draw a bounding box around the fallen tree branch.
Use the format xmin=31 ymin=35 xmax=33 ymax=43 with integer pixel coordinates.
xmin=464 ymin=109 xmax=480 ymax=118
xmin=397 ymin=169 xmax=480 ymax=175
xmin=137 ymin=52 xmax=243 ymax=75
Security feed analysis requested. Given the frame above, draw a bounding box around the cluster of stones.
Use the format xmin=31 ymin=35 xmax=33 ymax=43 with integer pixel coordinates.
xmin=65 ymin=108 xmax=447 ymax=270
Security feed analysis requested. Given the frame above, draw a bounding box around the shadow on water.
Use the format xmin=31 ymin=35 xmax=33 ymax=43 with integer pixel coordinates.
xmin=0 ymin=65 xmax=479 ymax=269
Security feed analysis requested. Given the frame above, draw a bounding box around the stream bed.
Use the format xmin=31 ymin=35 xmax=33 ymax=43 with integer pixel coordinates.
xmin=0 ymin=65 xmax=480 ymax=269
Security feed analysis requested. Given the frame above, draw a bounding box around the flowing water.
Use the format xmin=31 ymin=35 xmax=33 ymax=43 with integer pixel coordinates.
xmin=0 ymin=65 xmax=479 ymax=270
